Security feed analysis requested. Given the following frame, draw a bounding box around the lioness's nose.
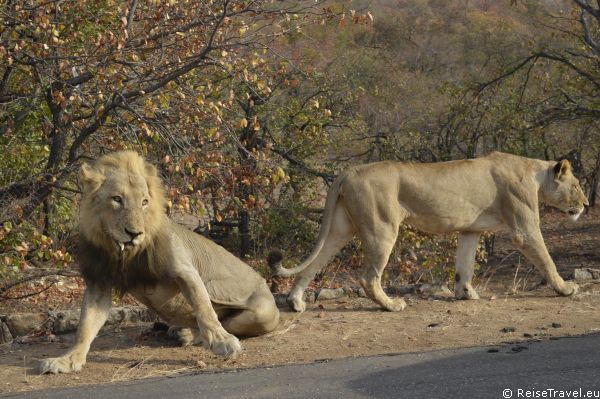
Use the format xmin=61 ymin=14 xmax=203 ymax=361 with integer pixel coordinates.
xmin=125 ymin=228 xmax=143 ymax=240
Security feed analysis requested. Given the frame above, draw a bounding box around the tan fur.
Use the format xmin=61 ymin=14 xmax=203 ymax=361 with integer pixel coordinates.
xmin=39 ymin=151 xmax=279 ymax=374
xmin=271 ymin=152 xmax=589 ymax=312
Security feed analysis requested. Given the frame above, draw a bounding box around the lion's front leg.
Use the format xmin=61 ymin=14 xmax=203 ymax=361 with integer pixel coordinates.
xmin=39 ymin=284 xmax=111 ymax=374
xmin=513 ymin=229 xmax=578 ymax=297
xmin=174 ymin=269 xmax=241 ymax=358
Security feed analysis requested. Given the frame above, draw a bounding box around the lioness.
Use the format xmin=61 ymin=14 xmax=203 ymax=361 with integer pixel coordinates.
xmin=39 ymin=151 xmax=279 ymax=374
xmin=271 ymin=152 xmax=588 ymax=312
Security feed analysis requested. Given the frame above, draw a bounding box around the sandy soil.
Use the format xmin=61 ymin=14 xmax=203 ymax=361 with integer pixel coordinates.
xmin=1 ymin=210 xmax=599 ymax=395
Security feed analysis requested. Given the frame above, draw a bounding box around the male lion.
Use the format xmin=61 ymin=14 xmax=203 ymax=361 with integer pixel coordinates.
xmin=39 ymin=151 xmax=279 ymax=374
xmin=270 ymin=152 xmax=588 ymax=312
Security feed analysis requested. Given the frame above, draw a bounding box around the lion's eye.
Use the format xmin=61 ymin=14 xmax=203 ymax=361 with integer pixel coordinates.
xmin=112 ymin=196 xmax=122 ymax=204
xmin=142 ymin=199 xmax=149 ymax=206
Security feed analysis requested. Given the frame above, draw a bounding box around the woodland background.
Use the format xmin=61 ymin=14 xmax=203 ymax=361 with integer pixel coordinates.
xmin=1 ymin=0 xmax=599 ymax=290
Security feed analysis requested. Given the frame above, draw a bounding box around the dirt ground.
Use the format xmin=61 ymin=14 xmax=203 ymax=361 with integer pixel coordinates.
xmin=1 ymin=209 xmax=599 ymax=395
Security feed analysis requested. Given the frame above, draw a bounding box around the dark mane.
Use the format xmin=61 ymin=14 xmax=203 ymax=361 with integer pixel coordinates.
xmin=78 ymin=232 xmax=170 ymax=295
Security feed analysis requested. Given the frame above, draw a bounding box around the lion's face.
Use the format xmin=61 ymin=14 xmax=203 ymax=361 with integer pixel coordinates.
xmin=78 ymin=151 xmax=166 ymax=255
xmin=98 ymin=172 xmax=150 ymax=251
xmin=543 ymin=160 xmax=589 ymax=221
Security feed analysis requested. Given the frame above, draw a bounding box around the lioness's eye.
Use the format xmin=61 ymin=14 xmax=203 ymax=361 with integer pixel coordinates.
xmin=142 ymin=199 xmax=149 ymax=206
xmin=112 ymin=196 xmax=122 ymax=204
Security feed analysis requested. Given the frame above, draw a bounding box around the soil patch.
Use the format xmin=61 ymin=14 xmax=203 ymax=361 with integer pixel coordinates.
xmin=1 ymin=209 xmax=599 ymax=395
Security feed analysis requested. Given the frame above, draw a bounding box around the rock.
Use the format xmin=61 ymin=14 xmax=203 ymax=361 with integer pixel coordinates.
xmin=389 ymin=284 xmax=416 ymax=296
xmin=50 ymin=309 xmax=80 ymax=334
xmin=0 ymin=321 xmax=13 ymax=344
xmin=343 ymin=285 xmax=364 ymax=297
xmin=5 ymin=313 xmax=48 ymax=336
xmin=47 ymin=307 xmax=152 ymax=334
xmin=303 ymin=290 xmax=316 ymax=304
xmin=551 ymin=322 xmax=562 ymax=329
xmin=316 ymin=288 xmax=345 ymax=301
xmin=196 ymin=360 xmax=207 ymax=369
xmin=511 ymin=344 xmax=528 ymax=353
xmin=573 ymin=268 xmax=600 ymax=281
xmin=418 ymin=284 xmax=452 ymax=297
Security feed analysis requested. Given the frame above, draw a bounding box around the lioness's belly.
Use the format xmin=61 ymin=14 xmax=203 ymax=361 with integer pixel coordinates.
xmin=404 ymin=210 xmax=503 ymax=234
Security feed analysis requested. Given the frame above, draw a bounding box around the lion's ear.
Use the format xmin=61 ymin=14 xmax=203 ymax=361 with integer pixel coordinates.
xmin=554 ymin=159 xmax=572 ymax=181
xmin=145 ymin=163 xmax=158 ymax=178
xmin=79 ymin=162 xmax=105 ymax=192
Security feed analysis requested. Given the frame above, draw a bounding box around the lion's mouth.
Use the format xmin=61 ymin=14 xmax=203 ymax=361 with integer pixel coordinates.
xmin=115 ymin=240 xmax=136 ymax=252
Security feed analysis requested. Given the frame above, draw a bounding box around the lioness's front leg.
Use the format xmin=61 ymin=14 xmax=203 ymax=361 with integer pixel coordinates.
xmin=513 ymin=229 xmax=578 ymax=296
xmin=39 ymin=284 xmax=111 ymax=374
xmin=454 ymin=232 xmax=480 ymax=300
xmin=174 ymin=268 xmax=241 ymax=358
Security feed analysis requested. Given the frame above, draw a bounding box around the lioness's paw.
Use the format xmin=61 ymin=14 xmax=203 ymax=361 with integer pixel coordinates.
xmin=209 ymin=331 xmax=241 ymax=358
xmin=455 ymin=285 xmax=480 ymax=300
xmin=384 ymin=298 xmax=407 ymax=312
xmin=39 ymin=353 xmax=84 ymax=374
xmin=558 ymin=281 xmax=579 ymax=297
xmin=286 ymin=296 xmax=306 ymax=313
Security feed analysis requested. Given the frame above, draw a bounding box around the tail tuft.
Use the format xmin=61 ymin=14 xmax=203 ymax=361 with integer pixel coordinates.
xmin=267 ymin=249 xmax=284 ymax=276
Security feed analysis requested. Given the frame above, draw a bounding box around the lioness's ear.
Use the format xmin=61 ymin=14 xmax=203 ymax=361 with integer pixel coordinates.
xmin=554 ymin=159 xmax=572 ymax=181
xmin=79 ymin=163 xmax=105 ymax=192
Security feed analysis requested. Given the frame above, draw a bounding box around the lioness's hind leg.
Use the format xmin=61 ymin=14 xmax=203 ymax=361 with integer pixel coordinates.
xmin=288 ymin=204 xmax=354 ymax=312
xmin=359 ymin=231 xmax=406 ymax=312
xmin=454 ymin=232 xmax=480 ymax=300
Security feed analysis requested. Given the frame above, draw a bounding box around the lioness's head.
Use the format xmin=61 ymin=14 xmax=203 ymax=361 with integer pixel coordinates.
xmin=543 ymin=159 xmax=589 ymax=221
xmin=79 ymin=151 xmax=166 ymax=255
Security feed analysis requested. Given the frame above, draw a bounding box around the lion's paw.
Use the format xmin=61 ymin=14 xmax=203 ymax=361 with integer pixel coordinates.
xmin=383 ymin=298 xmax=407 ymax=312
xmin=558 ymin=281 xmax=579 ymax=297
xmin=208 ymin=330 xmax=241 ymax=358
xmin=39 ymin=353 xmax=84 ymax=374
xmin=176 ymin=328 xmax=195 ymax=347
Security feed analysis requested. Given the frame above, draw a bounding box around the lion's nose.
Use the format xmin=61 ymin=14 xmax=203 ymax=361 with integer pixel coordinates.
xmin=125 ymin=228 xmax=143 ymax=240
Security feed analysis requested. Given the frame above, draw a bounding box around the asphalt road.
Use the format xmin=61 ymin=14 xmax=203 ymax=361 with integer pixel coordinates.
xmin=4 ymin=334 xmax=600 ymax=399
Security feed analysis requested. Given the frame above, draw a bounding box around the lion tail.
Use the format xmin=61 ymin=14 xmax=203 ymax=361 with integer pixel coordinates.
xmin=268 ymin=175 xmax=344 ymax=278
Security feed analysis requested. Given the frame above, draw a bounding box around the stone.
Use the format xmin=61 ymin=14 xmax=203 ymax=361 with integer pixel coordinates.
xmin=316 ymin=288 xmax=345 ymax=301
xmin=418 ymin=284 xmax=452 ymax=297
xmin=50 ymin=309 xmax=80 ymax=334
xmin=573 ymin=268 xmax=600 ymax=281
xmin=389 ymin=284 xmax=417 ymax=296
xmin=303 ymin=290 xmax=316 ymax=304
xmin=5 ymin=313 xmax=48 ymax=337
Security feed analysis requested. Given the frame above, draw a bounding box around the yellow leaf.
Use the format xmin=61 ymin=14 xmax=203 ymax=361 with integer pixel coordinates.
xmin=237 ymin=118 xmax=248 ymax=129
